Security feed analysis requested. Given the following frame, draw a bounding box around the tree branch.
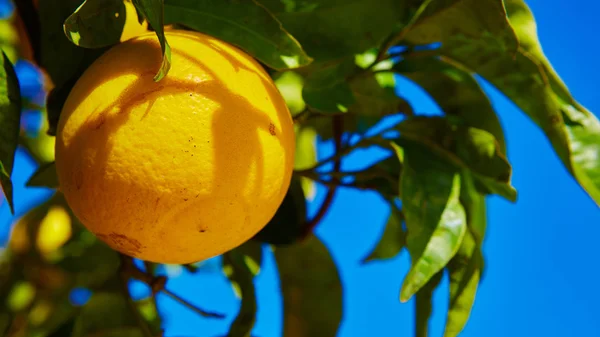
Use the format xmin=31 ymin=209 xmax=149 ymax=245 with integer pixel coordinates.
xmin=301 ymin=115 xmax=343 ymax=238
xmin=119 ymin=255 xmax=225 ymax=319
xmin=119 ymin=254 xmax=158 ymax=337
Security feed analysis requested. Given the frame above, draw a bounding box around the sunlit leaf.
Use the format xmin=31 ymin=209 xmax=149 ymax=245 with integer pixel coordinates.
xmin=393 ymin=56 xmax=506 ymax=153
xmin=399 ymin=151 xmax=466 ymax=301
xmin=443 ymin=172 xmax=486 ymax=337
xmin=443 ymin=231 xmax=482 ymax=337
xmin=396 ymin=116 xmax=516 ymax=202
xmin=274 ymin=71 xmax=306 ymax=115
xmin=362 ymin=205 xmax=405 ymax=263
xmin=253 ymin=176 xmax=307 ymax=245
xmin=63 ymin=0 xmax=126 ymax=48
xmin=0 ymin=51 xmax=21 ymax=214
xmin=163 ymin=0 xmax=312 ymax=71
xmin=274 ymin=235 xmax=342 ymax=337
xmin=405 ymin=0 xmax=600 ymax=206
xmin=349 ymin=73 xmax=407 ymax=117
xmin=415 ymin=272 xmax=443 ymax=337
xmin=294 ymin=126 xmax=317 ymax=200
xmin=132 ymin=0 xmax=171 ymax=81
xmin=26 ymin=161 xmax=59 ymax=188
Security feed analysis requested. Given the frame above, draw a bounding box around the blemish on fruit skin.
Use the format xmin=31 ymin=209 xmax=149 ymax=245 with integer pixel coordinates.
xmin=75 ymin=170 xmax=83 ymax=190
xmin=98 ymin=232 xmax=142 ymax=255
xmin=183 ymin=198 xmax=188 ymax=201
xmin=269 ymin=123 xmax=276 ymax=136
xmin=155 ymin=197 xmax=160 ymax=209
xmin=93 ymin=112 xmax=106 ymax=130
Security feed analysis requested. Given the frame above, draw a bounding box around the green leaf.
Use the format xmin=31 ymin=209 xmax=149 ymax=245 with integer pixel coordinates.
xmin=163 ymin=0 xmax=312 ymax=71
xmin=0 ymin=51 xmax=21 ymax=214
xmin=443 ymin=231 xmax=482 ymax=337
xmin=415 ymin=272 xmax=443 ymax=337
xmin=503 ymin=0 xmax=600 ymax=206
xmin=132 ymin=0 xmax=171 ymax=81
xmin=259 ymin=0 xmax=408 ymax=61
xmin=26 ymin=162 xmax=59 ymax=188
xmin=393 ymin=56 xmax=506 ymax=153
xmin=361 ymin=205 xmax=405 ymax=263
xmin=71 ymin=292 xmax=143 ymax=337
xmin=274 ymin=71 xmax=307 ymax=115
xmin=396 ymin=116 xmax=517 ymax=202
xmin=252 ymin=176 xmax=307 ymax=245
xmin=444 ymin=172 xmax=486 ymax=337
xmin=223 ymin=243 xmax=262 ymax=337
xmin=294 ymin=126 xmax=317 ymax=200
xmin=302 ymin=59 xmax=356 ymax=114
xmin=63 ymin=0 xmax=126 ymax=48
xmin=400 ymin=152 xmax=466 ymax=302
xmin=274 ymin=235 xmax=342 ymax=337
xmin=405 ymin=0 xmax=518 ymax=58
xmin=405 ymin=0 xmax=600 ymax=206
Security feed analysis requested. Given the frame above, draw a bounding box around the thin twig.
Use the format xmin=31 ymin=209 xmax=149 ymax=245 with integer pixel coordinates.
xmin=161 ymin=288 xmax=225 ymax=319
xmin=301 ymin=115 xmax=343 ymax=238
xmin=119 ymin=255 xmax=225 ymax=319
xmin=119 ymin=255 xmax=157 ymax=337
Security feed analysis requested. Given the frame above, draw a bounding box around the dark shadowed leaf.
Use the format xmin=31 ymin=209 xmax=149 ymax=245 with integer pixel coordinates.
xmin=223 ymin=243 xmax=262 ymax=337
xmin=63 ymin=0 xmax=126 ymax=48
xmin=39 ymin=0 xmax=109 ymax=88
xmin=444 ymin=172 xmax=486 ymax=337
xmin=415 ymin=272 xmax=443 ymax=337
xmin=353 ymin=153 xmax=402 ymax=199
xmin=71 ymin=292 xmax=143 ymax=337
xmin=253 ymin=176 xmax=306 ymax=245
xmin=397 ymin=116 xmax=516 ymax=202
xmin=0 ymin=51 xmax=21 ymax=214
xmin=399 ymin=148 xmax=466 ymax=302
xmin=362 ymin=205 xmax=405 ymax=263
xmin=393 ymin=56 xmax=506 ymax=153
xmin=163 ymin=0 xmax=312 ymax=70
xmin=132 ymin=0 xmax=171 ymax=81
xmin=26 ymin=162 xmax=59 ymax=188
xmin=47 ymin=317 xmax=76 ymax=337
xmin=302 ymin=59 xmax=356 ymax=114
xmin=349 ymin=72 xmax=408 ymax=117
xmin=274 ymin=235 xmax=342 ymax=337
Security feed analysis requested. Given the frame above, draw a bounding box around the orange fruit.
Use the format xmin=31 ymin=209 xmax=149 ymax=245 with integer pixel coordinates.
xmin=55 ymin=29 xmax=295 ymax=264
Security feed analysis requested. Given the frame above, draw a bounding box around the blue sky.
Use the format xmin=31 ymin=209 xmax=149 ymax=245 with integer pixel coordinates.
xmin=2 ymin=0 xmax=600 ymax=336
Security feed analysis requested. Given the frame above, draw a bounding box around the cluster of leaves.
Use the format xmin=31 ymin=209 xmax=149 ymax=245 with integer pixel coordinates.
xmin=1 ymin=0 xmax=599 ymax=336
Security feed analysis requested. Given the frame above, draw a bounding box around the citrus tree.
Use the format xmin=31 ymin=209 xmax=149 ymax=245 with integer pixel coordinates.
xmin=1 ymin=0 xmax=599 ymax=336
